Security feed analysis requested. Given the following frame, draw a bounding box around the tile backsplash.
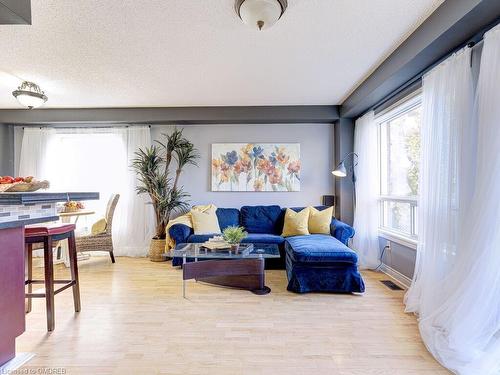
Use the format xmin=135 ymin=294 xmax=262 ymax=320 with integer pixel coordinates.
xmin=0 ymin=203 xmax=56 ymax=224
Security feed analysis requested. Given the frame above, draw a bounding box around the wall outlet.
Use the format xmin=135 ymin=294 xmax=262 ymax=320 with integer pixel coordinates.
xmin=384 ymin=240 xmax=392 ymax=264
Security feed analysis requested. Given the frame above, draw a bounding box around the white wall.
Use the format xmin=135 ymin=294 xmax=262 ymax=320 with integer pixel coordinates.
xmin=151 ymin=123 xmax=334 ymax=209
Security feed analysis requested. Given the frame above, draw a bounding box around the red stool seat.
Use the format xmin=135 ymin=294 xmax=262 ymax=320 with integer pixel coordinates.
xmin=25 ymin=224 xmax=76 ymax=237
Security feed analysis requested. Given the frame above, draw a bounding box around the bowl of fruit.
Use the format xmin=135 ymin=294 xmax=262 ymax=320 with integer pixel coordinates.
xmin=0 ymin=176 xmax=50 ymax=193
xmin=63 ymin=201 xmax=85 ymax=213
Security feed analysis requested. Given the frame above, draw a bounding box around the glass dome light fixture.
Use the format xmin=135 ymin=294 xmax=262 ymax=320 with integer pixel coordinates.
xmin=12 ymin=81 xmax=48 ymax=109
xmin=235 ymin=0 xmax=287 ymax=31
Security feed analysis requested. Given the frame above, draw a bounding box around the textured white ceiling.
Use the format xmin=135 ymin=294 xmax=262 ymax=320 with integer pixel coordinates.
xmin=0 ymin=0 xmax=444 ymax=108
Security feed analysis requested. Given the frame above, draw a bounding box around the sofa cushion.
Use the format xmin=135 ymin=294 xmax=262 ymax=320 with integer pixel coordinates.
xmin=289 ymin=205 xmax=331 ymax=213
xmin=282 ymin=207 xmax=310 ymax=237
xmin=187 ymin=234 xmax=220 ymax=243
xmin=216 ymin=208 xmax=240 ymax=231
xmin=243 ymin=233 xmax=285 ymax=245
xmin=187 ymin=233 xmax=285 ymax=245
xmin=286 ymin=206 xmax=333 ymax=231
xmin=241 ymin=205 xmax=282 ymax=234
xmin=191 ymin=208 xmax=221 ymax=234
xmin=308 ymin=206 xmax=333 ymax=234
xmin=285 ymin=234 xmax=358 ymax=264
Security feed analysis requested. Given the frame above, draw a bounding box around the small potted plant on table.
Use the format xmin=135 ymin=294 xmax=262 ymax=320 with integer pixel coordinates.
xmin=222 ymin=226 xmax=248 ymax=252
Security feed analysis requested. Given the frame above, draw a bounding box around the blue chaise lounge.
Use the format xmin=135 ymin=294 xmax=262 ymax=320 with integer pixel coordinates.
xmin=168 ymin=205 xmax=365 ymax=294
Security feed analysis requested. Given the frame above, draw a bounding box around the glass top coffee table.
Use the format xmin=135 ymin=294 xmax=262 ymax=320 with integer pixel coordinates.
xmin=169 ymin=243 xmax=280 ymax=297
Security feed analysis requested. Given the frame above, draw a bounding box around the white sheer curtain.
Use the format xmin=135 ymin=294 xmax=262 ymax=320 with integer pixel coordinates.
xmin=18 ymin=127 xmax=56 ymax=179
xmin=18 ymin=126 xmax=153 ymax=257
xmin=351 ymin=111 xmax=380 ymax=269
xmin=405 ymin=47 xmax=474 ymax=314
xmin=114 ymin=126 xmax=155 ymax=256
xmin=405 ymin=24 xmax=500 ymax=374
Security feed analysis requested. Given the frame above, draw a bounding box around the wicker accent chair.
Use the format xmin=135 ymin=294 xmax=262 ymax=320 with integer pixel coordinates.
xmin=75 ymin=194 xmax=120 ymax=263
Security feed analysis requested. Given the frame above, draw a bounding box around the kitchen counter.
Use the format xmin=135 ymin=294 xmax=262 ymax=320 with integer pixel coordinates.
xmin=0 ymin=192 xmax=99 ymax=205
xmin=0 ymin=192 xmax=99 ymax=229
xmin=0 ymin=191 xmax=99 ymax=368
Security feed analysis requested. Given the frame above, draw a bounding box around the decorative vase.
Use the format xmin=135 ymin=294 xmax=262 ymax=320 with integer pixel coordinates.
xmin=230 ymin=243 xmax=240 ymax=252
xmin=149 ymin=238 xmax=167 ymax=262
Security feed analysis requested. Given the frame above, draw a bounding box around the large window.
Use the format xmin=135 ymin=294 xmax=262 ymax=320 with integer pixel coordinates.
xmin=377 ymin=94 xmax=421 ymax=241
xmin=43 ymin=130 xmax=129 ymax=231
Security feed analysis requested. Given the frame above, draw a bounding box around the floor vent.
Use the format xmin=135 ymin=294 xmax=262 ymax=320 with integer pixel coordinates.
xmin=380 ymin=280 xmax=404 ymax=291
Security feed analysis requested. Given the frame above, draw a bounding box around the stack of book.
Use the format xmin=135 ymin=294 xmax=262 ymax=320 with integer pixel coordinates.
xmin=201 ymin=236 xmax=230 ymax=250
xmin=200 ymin=237 xmax=253 ymax=256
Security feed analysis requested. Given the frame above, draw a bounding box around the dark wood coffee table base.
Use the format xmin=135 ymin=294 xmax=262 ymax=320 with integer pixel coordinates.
xmin=182 ymin=258 xmax=270 ymax=296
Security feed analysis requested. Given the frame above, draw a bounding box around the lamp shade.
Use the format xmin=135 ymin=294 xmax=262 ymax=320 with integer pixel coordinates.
xmin=12 ymin=81 xmax=47 ymax=109
xmin=236 ymin=0 xmax=287 ymax=30
xmin=332 ymin=162 xmax=347 ymax=177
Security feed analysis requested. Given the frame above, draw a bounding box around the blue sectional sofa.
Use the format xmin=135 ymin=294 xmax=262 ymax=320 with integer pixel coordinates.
xmin=168 ymin=205 xmax=365 ymax=294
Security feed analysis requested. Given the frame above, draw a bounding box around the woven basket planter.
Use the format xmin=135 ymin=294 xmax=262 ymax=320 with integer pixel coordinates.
xmin=63 ymin=207 xmax=80 ymax=213
xmin=149 ymin=238 xmax=167 ymax=262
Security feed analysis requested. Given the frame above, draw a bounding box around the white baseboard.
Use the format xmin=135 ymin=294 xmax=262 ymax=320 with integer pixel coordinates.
xmin=379 ymin=263 xmax=412 ymax=289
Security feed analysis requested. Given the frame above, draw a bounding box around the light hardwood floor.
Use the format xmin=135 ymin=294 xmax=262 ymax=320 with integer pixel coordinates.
xmin=18 ymin=257 xmax=449 ymax=375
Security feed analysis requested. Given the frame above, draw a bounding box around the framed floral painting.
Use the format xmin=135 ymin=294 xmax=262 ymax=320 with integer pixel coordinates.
xmin=211 ymin=143 xmax=300 ymax=192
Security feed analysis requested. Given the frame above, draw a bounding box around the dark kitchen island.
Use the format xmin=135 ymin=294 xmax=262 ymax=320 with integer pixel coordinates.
xmin=0 ymin=192 xmax=99 ymax=368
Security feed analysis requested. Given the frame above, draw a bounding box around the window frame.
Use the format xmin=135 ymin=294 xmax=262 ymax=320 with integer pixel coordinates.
xmin=376 ymin=92 xmax=422 ymax=248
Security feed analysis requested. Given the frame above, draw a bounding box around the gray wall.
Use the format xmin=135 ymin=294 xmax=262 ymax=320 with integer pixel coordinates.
xmin=379 ymin=238 xmax=416 ymax=279
xmin=0 ymin=124 xmax=14 ymax=176
xmin=334 ymin=118 xmax=354 ymax=225
xmin=151 ymin=123 xmax=334 ymax=208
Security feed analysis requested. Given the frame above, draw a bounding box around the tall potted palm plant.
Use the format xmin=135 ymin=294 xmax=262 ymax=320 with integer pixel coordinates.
xmin=132 ymin=129 xmax=199 ymax=261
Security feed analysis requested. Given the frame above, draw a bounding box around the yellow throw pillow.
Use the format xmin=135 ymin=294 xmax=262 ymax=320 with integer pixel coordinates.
xmin=91 ymin=218 xmax=107 ymax=235
xmin=282 ymin=207 xmax=310 ymax=237
xmin=191 ymin=207 xmax=221 ymax=234
xmin=308 ymin=206 xmax=333 ymax=234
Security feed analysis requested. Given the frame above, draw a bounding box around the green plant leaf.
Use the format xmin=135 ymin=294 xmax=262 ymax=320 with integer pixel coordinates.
xmin=222 ymin=226 xmax=248 ymax=244
xmin=132 ymin=130 xmax=199 ymax=238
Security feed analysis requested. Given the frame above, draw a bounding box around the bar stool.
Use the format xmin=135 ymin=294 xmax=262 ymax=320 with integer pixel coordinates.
xmin=25 ymin=224 xmax=81 ymax=331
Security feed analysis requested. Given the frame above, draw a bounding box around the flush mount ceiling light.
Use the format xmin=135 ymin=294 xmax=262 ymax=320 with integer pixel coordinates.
xmin=12 ymin=81 xmax=48 ymax=109
xmin=235 ymin=0 xmax=287 ymax=31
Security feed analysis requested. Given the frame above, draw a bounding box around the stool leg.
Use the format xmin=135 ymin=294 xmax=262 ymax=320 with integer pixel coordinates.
xmin=68 ymin=232 xmax=81 ymax=312
xmin=43 ymin=237 xmax=55 ymax=332
xmin=25 ymin=244 xmax=33 ymax=314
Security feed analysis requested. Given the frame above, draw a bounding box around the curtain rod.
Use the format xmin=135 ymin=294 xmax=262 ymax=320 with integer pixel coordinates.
xmin=20 ymin=125 xmax=152 ymax=130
